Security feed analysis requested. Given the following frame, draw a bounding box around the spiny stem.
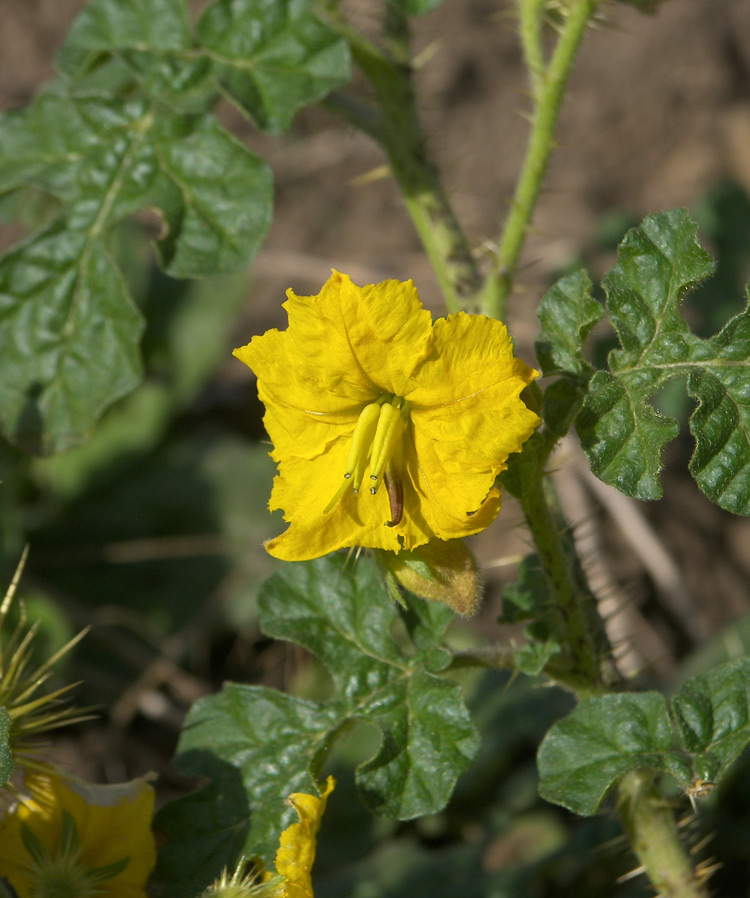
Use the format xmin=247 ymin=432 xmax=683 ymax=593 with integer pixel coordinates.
xmin=321 ymin=5 xmax=482 ymax=313
xmin=618 ymin=771 xmax=711 ymax=898
xmin=481 ymin=0 xmax=601 ymax=319
xmin=517 ymin=461 xmax=613 ymax=692
xmin=518 ymin=0 xmax=548 ymax=98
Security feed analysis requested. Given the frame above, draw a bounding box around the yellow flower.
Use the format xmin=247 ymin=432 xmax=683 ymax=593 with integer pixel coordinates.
xmin=201 ymin=776 xmax=335 ymax=898
xmin=271 ymin=775 xmax=334 ymax=898
xmin=234 ymin=271 xmax=540 ymax=561
xmin=0 ymin=772 xmax=156 ymax=898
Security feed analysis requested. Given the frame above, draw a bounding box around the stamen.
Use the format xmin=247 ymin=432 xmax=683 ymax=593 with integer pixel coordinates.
xmin=323 ymin=394 xmax=410 ymax=518
xmin=344 ymin=401 xmax=383 ymax=485
xmin=323 ymin=400 xmax=383 ymax=515
xmin=369 ymin=399 xmax=405 ymax=495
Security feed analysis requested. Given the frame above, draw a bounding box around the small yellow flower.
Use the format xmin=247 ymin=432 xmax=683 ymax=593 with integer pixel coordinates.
xmin=0 ymin=772 xmax=156 ymax=898
xmin=201 ymin=776 xmax=335 ymax=898
xmin=234 ymin=271 xmax=539 ymax=561
xmin=272 ymin=775 xmax=334 ymax=898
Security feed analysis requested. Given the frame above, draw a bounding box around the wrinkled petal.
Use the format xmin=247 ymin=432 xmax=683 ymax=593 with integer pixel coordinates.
xmin=236 ymin=274 xmax=540 ymax=560
xmin=275 ymin=776 xmax=335 ymax=898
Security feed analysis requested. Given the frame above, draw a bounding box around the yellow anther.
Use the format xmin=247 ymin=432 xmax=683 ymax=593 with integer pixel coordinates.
xmin=323 ymin=394 xmax=410 ymax=515
xmin=369 ymin=399 xmax=406 ymax=495
xmin=323 ymin=399 xmax=384 ymax=515
xmin=345 ymin=400 xmax=383 ymax=491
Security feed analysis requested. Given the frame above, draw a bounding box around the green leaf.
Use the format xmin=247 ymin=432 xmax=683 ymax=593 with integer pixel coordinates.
xmin=149 ymin=114 xmax=273 ymax=277
xmin=56 ymin=0 xmax=193 ymax=77
xmin=172 ymin=555 xmax=479 ymax=863
xmin=152 ymin=753 xmax=250 ymax=898
xmin=0 ymin=708 xmax=14 ymax=787
xmin=0 ymin=225 xmax=144 ymax=455
xmin=672 ymin=659 xmax=750 ymax=779
xmin=196 ymin=0 xmax=351 ymax=133
xmin=576 ymin=208 xmax=750 ymax=513
xmin=174 ymin=683 xmax=338 ymax=866
xmin=0 ymin=83 xmax=271 ymax=453
xmin=535 ymin=270 xmax=603 ymax=378
xmin=537 ymin=692 xmax=688 ymax=815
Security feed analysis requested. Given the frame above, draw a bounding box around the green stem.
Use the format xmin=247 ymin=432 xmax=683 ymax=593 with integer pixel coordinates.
xmin=518 ymin=0 xmax=547 ymax=99
xmin=481 ymin=0 xmax=601 ymax=319
xmin=322 ymin=7 xmax=482 ymax=313
xmin=618 ymin=771 xmax=711 ymax=898
xmin=518 ymin=462 xmax=613 ymax=692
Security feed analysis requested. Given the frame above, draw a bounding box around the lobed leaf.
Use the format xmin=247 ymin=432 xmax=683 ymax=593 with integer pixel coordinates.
xmin=196 ymin=0 xmax=351 ymax=133
xmin=538 ymin=659 xmax=750 ymax=816
xmin=170 ymin=555 xmax=478 ymax=863
xmin=0 ymin=84 xmax=271 ymax=453
xmin=0 ymin=225 xmax=144 ymax=454
xmin=537 ymin=692 xmax=687 ymax=816
xmin=575 ymin=208 xmax=750 ymax=513
xmin=535 ymin=270 xmax=603 ymax=379
xmin=152 ymin=755 xmax=250 ymax=898
xmin=672 ymin=658 xmax=750 ymax=781
xmin=1 ymin=0 xmax=351 ymax=454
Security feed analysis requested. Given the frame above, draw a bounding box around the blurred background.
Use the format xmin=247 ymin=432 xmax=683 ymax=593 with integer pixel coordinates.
xmin=2 ymin=1 xmax=750 ymax=896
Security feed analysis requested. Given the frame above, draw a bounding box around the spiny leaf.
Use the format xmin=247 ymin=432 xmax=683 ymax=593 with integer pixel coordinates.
xmin=171 ymin=555 xmax=478 ymax=863
xmin=576 ymin=208 xmax=750 ymax=513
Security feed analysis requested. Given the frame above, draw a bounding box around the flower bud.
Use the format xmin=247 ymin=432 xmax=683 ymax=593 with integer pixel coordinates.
xmin=377 ymin=538 xmax=483 ymax=617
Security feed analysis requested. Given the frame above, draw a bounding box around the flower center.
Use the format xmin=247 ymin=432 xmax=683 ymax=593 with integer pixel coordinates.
xmin=17 ymin=813 xmax=130 ymax=898
xmin=324 ymin=395 xmax=411 ymax=525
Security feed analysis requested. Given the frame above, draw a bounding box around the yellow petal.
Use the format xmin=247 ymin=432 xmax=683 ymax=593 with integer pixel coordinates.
xmin=275 ymin=776 xmax=335 ymax=898
xmin=267 ymin=446 xmax=406 ymax=560
xmin=328 ymin=272 xmax=434 ymax=396
xmin=0 ymin=772 xmax=156 ymax=898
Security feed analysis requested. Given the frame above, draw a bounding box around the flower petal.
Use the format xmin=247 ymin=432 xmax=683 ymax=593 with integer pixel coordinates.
xmin=0 ymin=773 xmax=155 ymax=898
xmin=267 ymin=450 xmax=404 ymax=561
xmin=275 ymin=776 xmax=335 ymax=898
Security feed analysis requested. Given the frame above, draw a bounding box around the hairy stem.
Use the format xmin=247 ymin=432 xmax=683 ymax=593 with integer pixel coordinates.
xmin=518 ymin=0 xmax=547 ymax=98
xmin=517 ymin=460 xmax=613 ymax=692
xmin=322 ymin=6 xmax=482 ymax=313
xmin=481 ymin=0 xmax=601 ymax=318
xmin=618 ymin=771 xmax=711 ymax=898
